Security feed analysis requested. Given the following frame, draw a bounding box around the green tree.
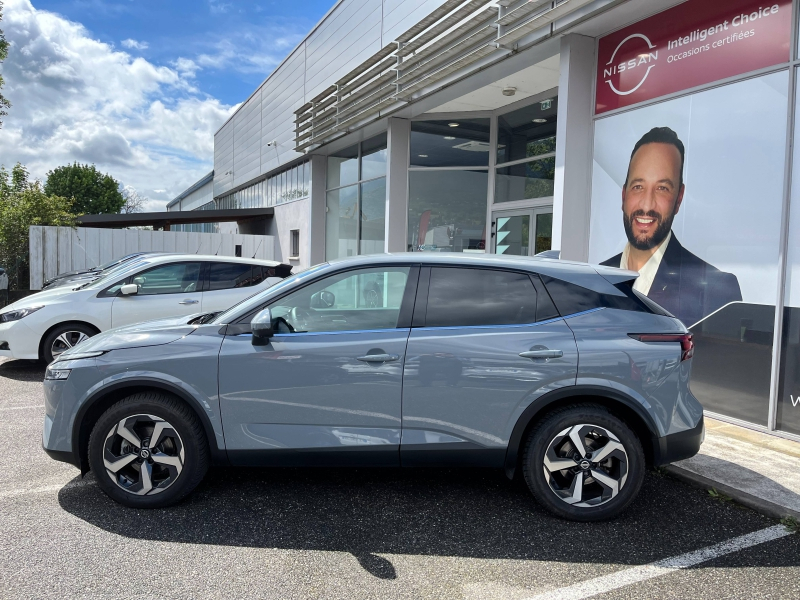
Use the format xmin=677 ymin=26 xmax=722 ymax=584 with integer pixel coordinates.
xmin=44 ymin=162 xmax=125 ymax=215
xmin=0 ymin=2 xmax=10 ymax=126
xmin=0 ymin=163 xmax=76 ymax=289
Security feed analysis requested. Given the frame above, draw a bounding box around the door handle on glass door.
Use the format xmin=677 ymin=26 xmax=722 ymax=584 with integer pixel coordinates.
xmin=519 ymin=349 xmax=563 ymax=359
xmin=179 ymin=299 xmax=199 ymax=305
xmin=356 ymin=354 xmax=400 ymax=363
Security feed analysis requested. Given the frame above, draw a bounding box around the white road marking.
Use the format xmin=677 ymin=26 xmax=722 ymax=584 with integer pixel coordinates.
xmin=0 ymin=404 xmax=45 ymax=411
xmin=0 ymin=478 xmax=95 ymax=500
xmin=523 ymin=525 xmax=793 ymax=600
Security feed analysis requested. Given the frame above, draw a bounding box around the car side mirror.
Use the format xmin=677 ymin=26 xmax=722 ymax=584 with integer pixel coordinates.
xmin=251 ymin=308 xmax=273 ymax=345
xmin=310 ymin=290 xmax=335 ymax=309
xmin=120 ymin=283 xmax=139 ymax=295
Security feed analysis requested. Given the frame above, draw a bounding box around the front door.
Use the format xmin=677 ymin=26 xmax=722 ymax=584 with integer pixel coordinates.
xmin=219 ymin=265 xmax=417 ymax=466
xmin=492 ymin=207 xmax=553 ymax=256
xmin=110 ymin=261 xmax=204 ymax=328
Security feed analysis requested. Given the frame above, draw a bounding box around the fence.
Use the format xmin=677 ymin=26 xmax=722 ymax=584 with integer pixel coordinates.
xmin=29 ymin=226 xmax=275 ymax=290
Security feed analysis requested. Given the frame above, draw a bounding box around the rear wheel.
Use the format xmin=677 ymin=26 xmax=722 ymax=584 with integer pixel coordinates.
xmin=88 ymin=392 xmax=209 ymax=508
xmin=42 ymin=323 xmax=97 ymax=364
xmin=522 ymin=405 xmax=645 ymax=521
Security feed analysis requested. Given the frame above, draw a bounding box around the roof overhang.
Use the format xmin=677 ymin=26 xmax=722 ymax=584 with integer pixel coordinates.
xmin=77 ymin=208 xmax=273 ymax=229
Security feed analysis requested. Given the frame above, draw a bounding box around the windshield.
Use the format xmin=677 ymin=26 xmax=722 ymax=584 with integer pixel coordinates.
xmin=81 ymin=257 xmax=151 ymax=289
xmin=211 ymin=263 xmax=329 ymax=324
xmin=92 ymin=253 xmax=140 ymax=272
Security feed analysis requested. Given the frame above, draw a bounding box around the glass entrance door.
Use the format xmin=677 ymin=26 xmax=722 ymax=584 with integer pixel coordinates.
xmin=492 ymin=207 xmax=552 ymax=256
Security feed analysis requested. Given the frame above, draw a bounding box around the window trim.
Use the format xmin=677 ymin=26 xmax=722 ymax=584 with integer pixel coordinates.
xmin=97 ymin=260 xmax=205 ymax=298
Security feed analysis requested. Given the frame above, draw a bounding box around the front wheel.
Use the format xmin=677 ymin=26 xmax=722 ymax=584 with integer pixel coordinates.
xmin=522 ymin=405 xmax=645 ymax=521
xmin=88 ymin=393 xmax=209 ymax=508
xmin=42 ymin=323 xmax=97 ymax=364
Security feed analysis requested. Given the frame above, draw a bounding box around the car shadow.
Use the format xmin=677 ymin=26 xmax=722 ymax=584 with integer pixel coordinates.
xmin=0 ymin=358 xmax=46 ymax=382
xmin=58 ymin=467 xmax=797 ymax=579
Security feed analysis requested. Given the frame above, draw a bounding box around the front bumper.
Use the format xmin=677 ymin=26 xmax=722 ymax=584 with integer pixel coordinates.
xmin=0 ymin=319 xmax=41 ymax=360
xmin=654 ymin=416 xmax=705 ymax=466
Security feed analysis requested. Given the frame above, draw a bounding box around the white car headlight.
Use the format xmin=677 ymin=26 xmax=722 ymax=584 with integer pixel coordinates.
xmin=54 ymin=350 xmax=106 ymax=362
xmin=0 ymin=305 xmax=44 ymax=323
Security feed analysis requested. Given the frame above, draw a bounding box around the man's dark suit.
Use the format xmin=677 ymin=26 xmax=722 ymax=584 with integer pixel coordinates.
xmin=601 ymin=234 xmax=742 ymax=327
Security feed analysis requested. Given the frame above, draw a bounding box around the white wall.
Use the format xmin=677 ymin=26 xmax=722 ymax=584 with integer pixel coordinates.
xmin=29 ymin=227 xmax=275 ymax=290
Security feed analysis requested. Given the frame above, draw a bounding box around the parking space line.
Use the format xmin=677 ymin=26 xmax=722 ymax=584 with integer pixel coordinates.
xmin=0 ymin=404 xmax=45 ymax=411
xmin=0 ymin=479 xmax=95 ymax=500
xmin=523 ymin=525 xmax=792 ymax=600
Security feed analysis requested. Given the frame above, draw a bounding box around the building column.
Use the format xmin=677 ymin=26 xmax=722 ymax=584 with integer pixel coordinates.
xmin=308 ymin=153 xmax=327 ymax=265
xmin=552 ymin=34 xmax=596 ymax=262
xmin=385 ymin=117 xmax=411 ymax=252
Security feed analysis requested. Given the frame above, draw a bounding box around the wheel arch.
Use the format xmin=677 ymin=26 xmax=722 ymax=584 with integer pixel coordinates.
xmin=504 ymin=386 xmax=661 ymax=479
xmin=38 ymin=320 xmax=101 ymax=361
xmin=72 ymin=379 xmax=228 ymax=473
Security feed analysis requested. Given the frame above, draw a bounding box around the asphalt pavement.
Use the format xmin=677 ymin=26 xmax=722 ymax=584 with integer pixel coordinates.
xmin=1 ymin=356 xmax=798 ymax=599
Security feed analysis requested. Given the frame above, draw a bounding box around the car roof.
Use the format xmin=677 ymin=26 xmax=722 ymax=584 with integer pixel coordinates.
xmin=133 ymin=254 xmax=284 ymax=267
xmin=325 ymin=252 xmax=637 ymax=296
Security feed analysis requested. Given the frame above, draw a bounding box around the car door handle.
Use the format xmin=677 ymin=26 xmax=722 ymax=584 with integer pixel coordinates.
xmin=179 ymin=299 xmax=199 ymax=305
xmin=356 ymin=354 xmax=400 ymax=363
xmin=519 ymin=349 xmax=563 ymax=359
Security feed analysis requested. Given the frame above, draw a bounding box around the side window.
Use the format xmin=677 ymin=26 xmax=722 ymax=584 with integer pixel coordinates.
xmin=133 ymin=262 xmax=202 ymax=296
xmin=269 ymin=267 xmax=410 ymax=333
xmin=540 ymin=275 xmax=648 ymax=316
xmin=424 ymin=268 xmax=537 ymax=327
xmin=208 ymin=262 xmax=256 ymax=291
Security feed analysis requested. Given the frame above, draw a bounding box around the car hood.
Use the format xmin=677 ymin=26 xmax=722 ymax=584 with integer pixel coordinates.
xmin=1 ymin=285 xmax=84 ymax=311
xmin=62 ymin=314 xmax=206 ymax=355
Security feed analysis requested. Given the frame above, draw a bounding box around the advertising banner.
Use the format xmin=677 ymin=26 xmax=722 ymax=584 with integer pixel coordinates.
xmin=590 ymin=71 xmax=789 ymax=425
xmin=596 ymin=0 xmax=791 ymax=114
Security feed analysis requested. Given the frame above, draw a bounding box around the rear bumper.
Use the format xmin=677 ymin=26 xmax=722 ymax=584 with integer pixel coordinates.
xmin=654 ymin=416 xmax=705 ymax=466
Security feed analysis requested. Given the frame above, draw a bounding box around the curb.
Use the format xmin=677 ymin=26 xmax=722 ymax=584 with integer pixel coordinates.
xmin=664 ymin=464 xmax=800 ymax=521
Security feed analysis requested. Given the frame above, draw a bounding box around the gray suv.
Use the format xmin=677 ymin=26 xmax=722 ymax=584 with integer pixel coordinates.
xmin=42 ymin=254 xmax=704 ymax=521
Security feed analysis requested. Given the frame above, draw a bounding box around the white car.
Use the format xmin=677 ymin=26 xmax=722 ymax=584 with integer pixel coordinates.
xmin=0 ymin=254 xmax=292 ymax=363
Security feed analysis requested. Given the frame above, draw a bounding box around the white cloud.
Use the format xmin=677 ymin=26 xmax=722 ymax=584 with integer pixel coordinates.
xmin=0 ymin=0 xmax=239 ymax=209
xmin=121 ymin=38 xmax=149 ymax=50
xmin=195 ymin=29 xmax=302 ymax=75
xmin=208 ymin=1 xmax=231 ymax=15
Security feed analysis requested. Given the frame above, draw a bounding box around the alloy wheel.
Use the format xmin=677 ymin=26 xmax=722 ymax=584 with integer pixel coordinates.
xmin=50 ymin=331 xmax=89 ymax=360
xmin=542 ymin=423 xmax=629 ymax=508
xmin=103 ymin=414 xmax=185 ymax=496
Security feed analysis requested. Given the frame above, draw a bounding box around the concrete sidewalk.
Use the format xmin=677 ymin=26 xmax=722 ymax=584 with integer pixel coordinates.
xmin=666 ymin=418 xmax=800 ymax=520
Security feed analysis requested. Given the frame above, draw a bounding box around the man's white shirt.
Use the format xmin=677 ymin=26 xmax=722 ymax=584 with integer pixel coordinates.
xmin=619 ymin=231 xmax=672 ymax=296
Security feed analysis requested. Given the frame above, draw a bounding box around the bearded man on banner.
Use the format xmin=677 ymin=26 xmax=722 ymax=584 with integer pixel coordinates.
xmin=601 ymin=127 xmax=742 ymax=327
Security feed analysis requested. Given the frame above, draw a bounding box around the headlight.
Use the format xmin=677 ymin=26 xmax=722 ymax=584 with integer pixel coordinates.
xmin=45 ymin=366 xmax=71 ymax=380
xmin=54 ymin=350 xmax=106 ymax=362
xmin=0 ymin=306 xmax=44 ymax=322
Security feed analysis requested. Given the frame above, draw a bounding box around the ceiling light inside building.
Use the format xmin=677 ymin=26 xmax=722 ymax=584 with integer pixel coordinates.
xmin=418 ymin=154 xmax=428 ymax=157
xmin=532 ymin=118 xmax=547 ymax=123
xmin=502 ymin=86 xmax=517 ymax=97
xmin=448 ymin=122 xmax=459 ymax=127
xmin=444 ymin=136 xmax=456 ymax=140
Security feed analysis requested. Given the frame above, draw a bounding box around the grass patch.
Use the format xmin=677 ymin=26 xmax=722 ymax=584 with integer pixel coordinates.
xmin=708 ymin=488 xmax=733 ymax=503
xmin=781 ymin=516 xmax=799 ymax=533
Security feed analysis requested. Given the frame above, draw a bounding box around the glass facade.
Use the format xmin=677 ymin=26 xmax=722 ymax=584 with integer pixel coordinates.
xmin=216 ymin=161 xmax=311 ymax=211
xmin=325 ymin=134 xmax=387 ymax=260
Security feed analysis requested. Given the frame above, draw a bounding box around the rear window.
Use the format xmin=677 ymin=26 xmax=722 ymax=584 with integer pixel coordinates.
xmin=540 ymin=275 xmax=657 ymax=317
xmin=425 ymin=267 xmax=537 ymax=327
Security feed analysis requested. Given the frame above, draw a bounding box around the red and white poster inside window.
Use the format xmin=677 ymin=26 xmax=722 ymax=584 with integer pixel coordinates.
xmin=595 ymin=0 xmax=792 ymax=115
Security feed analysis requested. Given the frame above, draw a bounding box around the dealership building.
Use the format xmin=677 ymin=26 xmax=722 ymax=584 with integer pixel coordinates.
xmin=167 ymin=0 xmax=800 ymax=441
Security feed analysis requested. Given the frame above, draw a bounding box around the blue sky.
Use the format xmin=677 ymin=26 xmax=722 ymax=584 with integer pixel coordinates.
xmin=32 ymin=0 xmax=334 ymax=105
xmin=0 ymin=0 xmax=335 ymax=208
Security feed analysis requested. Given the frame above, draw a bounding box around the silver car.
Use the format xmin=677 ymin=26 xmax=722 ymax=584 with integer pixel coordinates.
xmin=42 ymin=254 xmax=704 ymax=521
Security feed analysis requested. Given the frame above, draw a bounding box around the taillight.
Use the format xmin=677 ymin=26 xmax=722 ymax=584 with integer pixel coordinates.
xmin=629 ymin=333 xmax=694 ymax=361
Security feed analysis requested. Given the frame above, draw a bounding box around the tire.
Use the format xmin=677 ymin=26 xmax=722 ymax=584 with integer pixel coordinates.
xmin=88 ymin=392 xmax=209 ymax=509
xmin=42 ymin=323 xmax=97 ymax=364
xmin=522 ymin=404 xmax=645 ymax=522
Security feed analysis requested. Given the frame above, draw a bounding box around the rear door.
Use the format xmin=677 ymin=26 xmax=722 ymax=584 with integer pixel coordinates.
xmin=203 ymin=262 xmax=266 ymax=313
xmin=400 ymin=266 xmax=578 ymax=466
xmin=110 ymin=261 xmax=203 ymax=327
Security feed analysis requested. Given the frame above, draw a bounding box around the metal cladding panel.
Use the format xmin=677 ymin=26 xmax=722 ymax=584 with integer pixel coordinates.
xmin=261 ymin=57 xmax=305 ymax=125
xmin=214 ymin=122 xmax=234 ymax=196
xmin=305 ymin=0 xmax=383 ymax=90
xmin=180 ymin=179 xmax=214 ymax=211
xmin=261 ymin=48 xmax=306 ymax=108
xmin=234 ymin=93 xmax=263 ymax=186
xmin=382 ymin=0 xmax=448 ymax=41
